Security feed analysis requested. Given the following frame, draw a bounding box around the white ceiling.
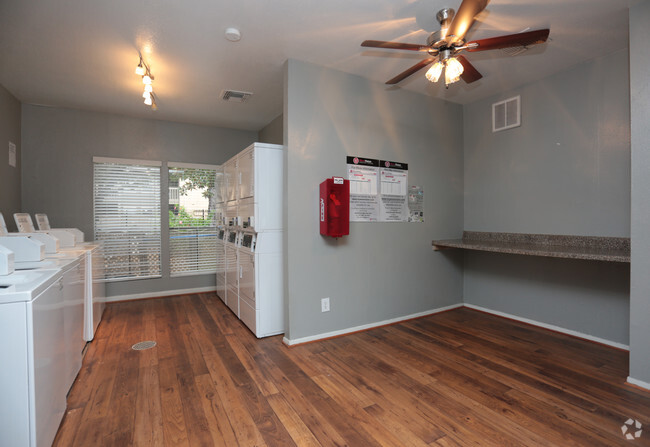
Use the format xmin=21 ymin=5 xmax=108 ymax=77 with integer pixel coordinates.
xmin=0 ymin=0 xmax=637 ymax=131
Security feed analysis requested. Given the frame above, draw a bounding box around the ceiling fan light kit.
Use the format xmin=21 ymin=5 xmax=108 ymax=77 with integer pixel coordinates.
xmin=361 ymin=0 xmax=550 ymax=88
xmin=425 ymin=61 xmax=444 ymax=83
xmin=135 ymin=53 xmax=157 ymax=110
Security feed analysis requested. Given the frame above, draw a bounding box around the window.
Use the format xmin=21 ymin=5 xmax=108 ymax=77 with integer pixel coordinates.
xmin=93 ymin=157 xmax=162 ymax=280
xmin=168 ymin=163 xmax=218 ymax=276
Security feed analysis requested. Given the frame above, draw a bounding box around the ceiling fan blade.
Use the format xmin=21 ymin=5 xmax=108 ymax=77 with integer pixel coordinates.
xmin=361 ymin=40 xmax=429 ymax=52
xmin=466 ymin=29 xmax=550 ymax=52
xmin=446 ymin=0 xmax=489 ymax=45
xmin=386 ymin=58 xmax=435 ymax=85
xmin=456 ymin=55 xmax=482 ymax=83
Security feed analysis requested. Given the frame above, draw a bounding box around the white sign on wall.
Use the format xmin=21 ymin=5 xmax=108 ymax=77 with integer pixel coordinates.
xmin=378 ymin=161 xmax=408 ymax=222
xmin=347 ymin=156 xmax=379 ymax=222
xmin=347 ymin=157 xmax=409 ymax=222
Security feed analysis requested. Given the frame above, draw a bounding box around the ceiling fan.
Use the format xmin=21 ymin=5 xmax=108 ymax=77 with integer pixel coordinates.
xmin=361 ymin=0 xmax=550 ymax=87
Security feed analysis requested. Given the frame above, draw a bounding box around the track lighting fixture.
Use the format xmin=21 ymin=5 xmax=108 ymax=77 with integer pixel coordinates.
xmin=135 ymin=61 xmax=145 ymax=76
xmin=135 ymin=53 xmax=157 ymax=110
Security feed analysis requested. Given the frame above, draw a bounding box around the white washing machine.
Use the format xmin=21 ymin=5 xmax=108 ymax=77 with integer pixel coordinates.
xmin=0 ymin=256 xmax=67 ymax=447
xmin=4 ymin=212 xmax=106 ymax=341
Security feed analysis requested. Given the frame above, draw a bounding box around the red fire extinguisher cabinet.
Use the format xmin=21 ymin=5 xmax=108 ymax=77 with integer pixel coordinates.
xmin=319 ymin=177 xmax=349 ymax=238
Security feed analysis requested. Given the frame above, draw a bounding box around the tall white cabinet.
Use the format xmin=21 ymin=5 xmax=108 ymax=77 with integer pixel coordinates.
xmin=216 ymin=143 xmax=284 ymax=337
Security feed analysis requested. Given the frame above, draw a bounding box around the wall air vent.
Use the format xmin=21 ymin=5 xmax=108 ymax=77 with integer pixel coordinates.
xmin=492 ymin=95 xmax=521 ymax=132
xmin=221 ymin=89 xmax=253 ymax=103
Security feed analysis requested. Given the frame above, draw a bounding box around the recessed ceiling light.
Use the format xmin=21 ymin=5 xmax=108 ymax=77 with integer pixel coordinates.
xmin=225 ymin=28 xmax=241 ymax=42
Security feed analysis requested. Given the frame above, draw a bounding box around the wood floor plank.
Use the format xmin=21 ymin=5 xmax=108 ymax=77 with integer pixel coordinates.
xmin=324 ymin=336 xmax=525 ymax=446
xmin=316 ymin=348 xmax=449 ymax=444
xmin=55 ymin=295 xmax=650 ymax=447
xmin=390 ymin=318 xmax=645 ymax=444
xmin=158 ymin=356 xmax=190 ymax=447
xmin=133 ymin=365 xmax=164 ymax=447
xmin=226 ymin=333 xmax=280 ymax=397
xmin=201 ymin=350 xmax=269 ymax=447
xmin=102 ymin=305 xmax=144 ymax=446
xmin=264 ymin=342 xmax=385 ymax=446
xmin=51 ymin=407 xmax=83 ymax=447
xmin=266 ymin=394 xmax=322 ymax=447
xmin=194 ymin=373 xmax=240 ymax=447
xmin=189 ymin=295 xmax=295 ymax=447
xmin=365 ymin=326 xmax=597 ymax=446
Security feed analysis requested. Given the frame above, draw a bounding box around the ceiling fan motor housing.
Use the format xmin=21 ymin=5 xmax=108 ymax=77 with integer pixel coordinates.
xmin=430 ymin=8 xmax=459 ymax=49
xmin=436 ymin=8 xmax=455 ymax=25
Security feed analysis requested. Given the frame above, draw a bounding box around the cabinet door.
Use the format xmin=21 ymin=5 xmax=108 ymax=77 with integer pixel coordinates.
xmin=215 ymin=241 xmax=226 ymax=302
xmin=63 ymin=260 xmax=84 ymax=392
xmin=214 ymin=168 xmax=226 ymax=204
xmin=0 ymin=302 xmax=30 ymax=447
xmin=32 ymin=279 xmax=67 ymax=447
xmin=226 ymin=285 xmax=239 ymax=316
xmin=216 ymin=272 xmax=226 ymax=303
xmin=238 ymin=149 xmax=254 ymax=200
xmin=238 ymin=252 xmax=255 ymax=308
xmin=88 ymin=246 xmax=106 ymax=342
xmin=225 ymin=159 xmax=238 ymax=202
xmin=225 ymin=245 xmax=238 ymax=297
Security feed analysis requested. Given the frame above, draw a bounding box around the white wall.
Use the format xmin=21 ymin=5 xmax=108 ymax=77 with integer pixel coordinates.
xmin=284 ymin=59 xmax=464 ymax=342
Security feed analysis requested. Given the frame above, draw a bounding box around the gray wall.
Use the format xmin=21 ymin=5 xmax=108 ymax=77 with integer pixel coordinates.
xmin=259 ymin=114 xmax=283 ymax=145
xmin=629 ymin=1 xmax=650 ymax=384
xmin=21 ymin=105 xmax=257 ymax=297
xmin=0 ymin=84 xmax=21 ymax=231
xmin=462 ymin=49 xmax=631 ymax=345
xmin=464 ymin=48 xmax=630 ymax=236
xmin=284 ymin=59 xmax=464 ymax=342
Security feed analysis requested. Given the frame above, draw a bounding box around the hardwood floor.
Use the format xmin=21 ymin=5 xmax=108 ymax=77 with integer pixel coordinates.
xmin=54 ymin=293 xmax=650 ymax=446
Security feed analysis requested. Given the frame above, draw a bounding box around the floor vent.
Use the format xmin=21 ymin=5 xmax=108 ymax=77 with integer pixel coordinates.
xmin=492 ymin=95 xmax=521 ymax=132
xmin=221 ymin=89 xmax=253 ymax=103
xmin=131 ymin=341 xmax=157 ymax=351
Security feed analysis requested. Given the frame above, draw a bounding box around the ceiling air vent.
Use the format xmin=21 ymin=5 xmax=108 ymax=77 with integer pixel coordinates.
xmin=221 ymin=89 xmax=253 ymax=103
xmin=492 ymin=95 xmax=521 ymax=132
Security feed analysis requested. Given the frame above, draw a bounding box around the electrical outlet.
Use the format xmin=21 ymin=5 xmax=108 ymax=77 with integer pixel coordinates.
xmin=321 ymin=297 xmax=330 ymax=312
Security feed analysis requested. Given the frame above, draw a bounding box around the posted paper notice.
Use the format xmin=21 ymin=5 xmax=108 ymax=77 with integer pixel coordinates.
xmin=347 ymin=156 xmax=380 ymax=222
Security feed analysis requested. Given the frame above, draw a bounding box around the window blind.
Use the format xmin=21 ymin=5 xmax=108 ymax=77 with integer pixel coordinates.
xmin=168 ymin=164 xmax=218 ymax=276
xmin=93 ymin=159 xmax=162 ymax=280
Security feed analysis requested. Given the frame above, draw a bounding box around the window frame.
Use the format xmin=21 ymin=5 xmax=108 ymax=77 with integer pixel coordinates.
xmin=168 ymin=161 xmax=220 ymax=277
xmin=93 ymin=156 xmax=163 ymax=282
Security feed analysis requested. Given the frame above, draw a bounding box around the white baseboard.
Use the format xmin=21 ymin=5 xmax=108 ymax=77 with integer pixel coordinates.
xmin=463 ymin=303 xmax=629 ymax=351
xmin=282 ymin=303 xmax=463 ymax=346
xmin=627 ymin=376 xmax=650 ymax=391
xmin=104 ymin=286 xmax=217 ymax=303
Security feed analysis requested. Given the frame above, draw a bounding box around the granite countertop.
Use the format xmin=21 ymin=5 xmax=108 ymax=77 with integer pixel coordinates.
xmin=432 ymin=231 xmax=630 ymax=263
